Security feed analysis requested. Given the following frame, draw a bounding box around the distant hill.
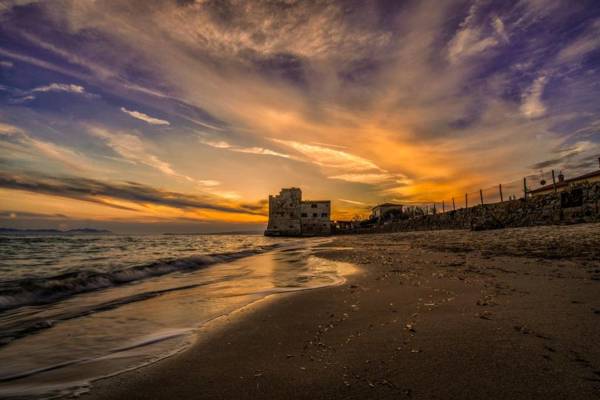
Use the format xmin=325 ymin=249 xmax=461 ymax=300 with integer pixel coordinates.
xmin=0 ymin=228 xmax=113 ymax=235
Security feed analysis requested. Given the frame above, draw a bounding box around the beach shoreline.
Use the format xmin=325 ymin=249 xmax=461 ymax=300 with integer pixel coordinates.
xmin=84 ymin=223 xmax=600 ymax=400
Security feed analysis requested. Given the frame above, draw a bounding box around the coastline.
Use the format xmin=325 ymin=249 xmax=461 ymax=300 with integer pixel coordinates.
xmin=84 ymin=223 xmax=600 ymax=400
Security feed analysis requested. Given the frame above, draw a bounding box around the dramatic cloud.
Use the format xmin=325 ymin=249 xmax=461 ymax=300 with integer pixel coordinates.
xmin=151 ymin=0 xmax=392 ymax=63
xmin=0 ymin=172 xmax=266 ymax=216
xmin=0 ymin=0 xmax=599 ymax=231
xmin=120 ymin=107 xmax=170 ymax=126
xmin=271 ymin=139 xmax=383 ymax=172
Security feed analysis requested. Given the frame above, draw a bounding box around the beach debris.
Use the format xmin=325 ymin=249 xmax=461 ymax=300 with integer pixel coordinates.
xmin=514 ymin=325 xmax=531 ymax=334
xmin=476 ymin=295 xmax=497 ymax=306
xmin=477 ymin=311 xmax=493 ymax=320
xmin=544 ymin=345 xmax=556 ymax=353
xmin=405 ymin=323 xmax=416 ymax=332
xmin=286 ymin=354 xmax=296 ymax=358
xmin=299 ymin=366 xmax=306 ymax=371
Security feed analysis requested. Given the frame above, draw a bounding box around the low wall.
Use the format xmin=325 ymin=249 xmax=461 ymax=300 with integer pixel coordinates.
xmin=353 ymin=181 xmax=600 ymax=233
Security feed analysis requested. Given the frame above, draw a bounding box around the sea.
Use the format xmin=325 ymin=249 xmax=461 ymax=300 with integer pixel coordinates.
xmin=0 ymin=233 xmax=355 ymax=399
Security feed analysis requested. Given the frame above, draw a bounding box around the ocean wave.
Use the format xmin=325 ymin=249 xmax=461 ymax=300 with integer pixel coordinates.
xmin=0 ymin=245 xmax=279 ymax=314
xmin=0 ymin=277 xmax=246 ymax=348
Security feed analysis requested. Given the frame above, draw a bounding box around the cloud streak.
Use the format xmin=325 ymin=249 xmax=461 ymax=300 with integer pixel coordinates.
xmin=31 ymin=83 xmax=86 ymax=94
xmin=120 ymin=107 xmax=170 ymax=126
xmin=88 ymin=126 xmax=178 ymax=176
xmin=520 ymin=75 xmax=548 ymax=118
xmin=200 ymin=138 xmax=293 ymax=159
xmin=0 ymin=122 xmax=94 ymax=171
xmin=0 ymin=171 xmax=266 ymax=216
xmin=271 ymin=139 xmax=383 ymax=172
xmin=0 ymin=210 xmax=68 ymax=219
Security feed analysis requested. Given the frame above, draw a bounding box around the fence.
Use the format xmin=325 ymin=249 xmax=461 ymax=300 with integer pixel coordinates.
xmin=402 ymin=168 xmax=584 ymax=216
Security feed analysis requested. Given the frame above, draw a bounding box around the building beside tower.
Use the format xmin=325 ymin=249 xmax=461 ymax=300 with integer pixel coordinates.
xmin=264 ymin=188 xmax=331 ymax=236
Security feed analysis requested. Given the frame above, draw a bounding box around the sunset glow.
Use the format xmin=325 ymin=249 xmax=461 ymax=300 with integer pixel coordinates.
xmin=1 ymin=0 xmax=599 ymax=232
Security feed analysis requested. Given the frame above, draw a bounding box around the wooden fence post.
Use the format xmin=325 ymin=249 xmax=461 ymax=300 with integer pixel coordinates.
xmin=452 ymin=197 xmax=456 ymax=211
xmin=499 ymin=184 xmax=503 ymax=202
xmin=465 ymin=193 xmax=468 ymax=209
xmin=480 ymin=189 xmax=484 ymax=205
xmin=551 ymin=170 xmax=557 ymax=193
xmin=442 ymin=200 xmax=445 ymax=213
xmin=523 ymin=177 xmax=527 ymax=201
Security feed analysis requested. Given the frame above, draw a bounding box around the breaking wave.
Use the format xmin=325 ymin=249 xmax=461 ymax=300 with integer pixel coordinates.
xmin=0 ymin=245 xmax=280 ymax=313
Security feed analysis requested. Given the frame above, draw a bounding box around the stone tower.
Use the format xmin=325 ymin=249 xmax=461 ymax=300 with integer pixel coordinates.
xmin=265 ymin=188 xmax=302 ymax=236
xmin=265 ymin=188 xmax=331 ymax=236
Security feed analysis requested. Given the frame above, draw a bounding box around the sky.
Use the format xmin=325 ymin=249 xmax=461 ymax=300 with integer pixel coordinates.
xmin=1 ymin=0 xmax=600 ymax=233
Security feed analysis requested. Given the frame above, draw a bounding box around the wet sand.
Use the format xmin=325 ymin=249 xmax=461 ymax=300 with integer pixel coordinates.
xmin=85 ymin=223 xmax=600 ymax=399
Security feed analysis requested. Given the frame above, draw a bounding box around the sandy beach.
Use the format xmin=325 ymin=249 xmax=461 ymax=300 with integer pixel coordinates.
xmin=85 ymin=223 xmax=600 ymax=400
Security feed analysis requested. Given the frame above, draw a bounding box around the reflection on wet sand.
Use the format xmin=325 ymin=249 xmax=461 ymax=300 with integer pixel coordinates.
xmin=0 ymin=239 xmax=355 ymax=399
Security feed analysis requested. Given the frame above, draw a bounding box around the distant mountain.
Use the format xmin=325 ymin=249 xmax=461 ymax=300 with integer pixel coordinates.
xmin=0 ymin=228 xmax=113 ymax=235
